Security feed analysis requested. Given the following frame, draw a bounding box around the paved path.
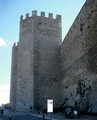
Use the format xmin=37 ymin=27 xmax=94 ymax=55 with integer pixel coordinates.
xmin=2 ymin=114 xmax=97 ymax=120
xmin=1 ymin=109 xmax=97 ymax=120
xmin=3 ymin=114 xmax=48 ymax=120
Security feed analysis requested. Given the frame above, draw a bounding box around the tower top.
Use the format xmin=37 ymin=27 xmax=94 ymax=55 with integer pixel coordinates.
xmin=20 ymin=10 xmax=61 ymax=21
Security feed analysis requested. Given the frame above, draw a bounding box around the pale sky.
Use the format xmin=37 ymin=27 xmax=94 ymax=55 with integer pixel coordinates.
xmin=0 ymin=84 xmax=10 ymax=106
xmin=0 ymin=0 xmax=86 ymax=105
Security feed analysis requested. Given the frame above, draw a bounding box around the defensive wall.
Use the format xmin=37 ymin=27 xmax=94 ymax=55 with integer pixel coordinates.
xmin=10 ymin=0 xmax=97 ymax=113
xmin=60 ymin=0 xmax=97 ymax=112
xmin=10 ymin=11 xmax=62 ymax=111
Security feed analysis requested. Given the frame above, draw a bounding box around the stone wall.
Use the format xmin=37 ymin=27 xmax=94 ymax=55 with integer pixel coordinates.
xmin=11 ymin=11 xmax=62 ymax=111
xmin=10 ymin=0 xmax=97 ymax=113
xmin=60 ymin=0 xmax=97 ymax=112
xmin=32 ymin=12 xmax=62 ymax=110
xmin=15 ymin=13 xmax=35 ymax=111
xmin=10 ymin=43 xmax=18 ymax=109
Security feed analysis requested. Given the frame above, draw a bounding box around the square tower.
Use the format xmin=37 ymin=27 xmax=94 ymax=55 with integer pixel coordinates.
xmin=10 ymin=10 xmax=62 ymax=111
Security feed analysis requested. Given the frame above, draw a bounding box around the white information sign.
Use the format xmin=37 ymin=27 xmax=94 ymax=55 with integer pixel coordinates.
xmin=47 ymin=99 xmax=53 ymax=112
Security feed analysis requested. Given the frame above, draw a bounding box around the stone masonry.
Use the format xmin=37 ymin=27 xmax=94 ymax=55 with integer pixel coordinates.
xmin=60 ymin=0 xmax=97 ymax=113
xmin=10 ymin=11 xmax=62 ymax=111
xmin=10 ymin=0 xmax=97 ymax=113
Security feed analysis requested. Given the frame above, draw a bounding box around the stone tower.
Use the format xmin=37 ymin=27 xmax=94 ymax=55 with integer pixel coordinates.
xmin=10 ymin=11 xmax=62 ymax=111
xmin=10 ymin=0 xmax=97 ymax=113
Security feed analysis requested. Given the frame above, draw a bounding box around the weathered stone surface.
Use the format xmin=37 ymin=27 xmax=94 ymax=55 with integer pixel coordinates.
xmin=10 ymin=43 xmax=18 ymax=110
xmin=10 ymin=12 xmax=62 ymax=111
xmin=10 ymin=0 xmax=97 ymax=113
xmin=60 ymin=0 xmax=97 ymax=113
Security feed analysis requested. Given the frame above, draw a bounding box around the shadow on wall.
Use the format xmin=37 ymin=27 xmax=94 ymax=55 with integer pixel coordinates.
xmin=81 ymin=1 xmax=97 ymax=74
xmin=87 ymin=10 xmax=97 ymax=73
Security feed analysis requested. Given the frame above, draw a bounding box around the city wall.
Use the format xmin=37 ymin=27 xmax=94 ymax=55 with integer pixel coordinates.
xmin=60 ymin=0 xmax=97 ymax=112
xmin=10 ymin=0 xmax=97 ymax=113
xmin=11 ymin=11 xmax=62 ymax=111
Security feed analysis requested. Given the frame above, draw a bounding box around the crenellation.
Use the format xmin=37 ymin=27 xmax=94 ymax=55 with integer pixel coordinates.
xmin=13 ymin=43 xmax=16 ymax=46
xmin=26 ymin=13 xmax=29 ymax=18
xmin=41 ymin=12 xmax=45 ymax=17
xmin=48 ymin=13 xmax=53 ymax=18
xmin=20 ymin=11 xmax=61 ymax=22
xmin=56 ymin=15 xmax=61 ymax=20
xmin=32 ymin=10 xmax=37 ymax=16
xmin=16 ymin=42 xmax=18 ymax=46
xmin=13 ymin=42 xmax=18 ymax=47
xmin=20 ymin=15 xmax=23 ymax=20
xmin=21 ymin=10 xmax=38 ymax=21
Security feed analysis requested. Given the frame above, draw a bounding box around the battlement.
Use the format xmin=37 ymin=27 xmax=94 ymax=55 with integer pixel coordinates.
xmin=20 ymin=10 xmax=61 ymax=21
xmin=13 ymin=42 xmax=18 ymax=47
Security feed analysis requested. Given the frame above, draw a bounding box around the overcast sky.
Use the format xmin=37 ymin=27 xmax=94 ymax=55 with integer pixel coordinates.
xmin=0 ymin=0 xmax=86 ymax=105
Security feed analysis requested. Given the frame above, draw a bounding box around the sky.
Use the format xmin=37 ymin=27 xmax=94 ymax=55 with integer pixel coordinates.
xmin=0 ymin=0 xmax=86 ymax=105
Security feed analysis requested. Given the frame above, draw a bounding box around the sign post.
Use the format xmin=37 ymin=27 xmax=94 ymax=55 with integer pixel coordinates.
xmin=47 ymin=99 xmax=53 ymax=120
